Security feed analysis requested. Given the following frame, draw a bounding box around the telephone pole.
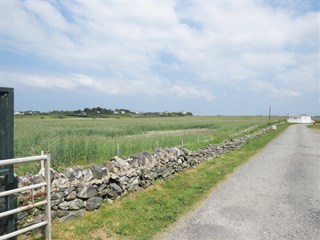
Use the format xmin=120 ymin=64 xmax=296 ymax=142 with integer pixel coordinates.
xmin=269 ymin=105 xmax=271 ymax=121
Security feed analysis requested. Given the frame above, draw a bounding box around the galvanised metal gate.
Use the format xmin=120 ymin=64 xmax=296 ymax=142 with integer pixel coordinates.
xmin=0 ymin=153 xmax=51 ymax=240
xmin=0 ymin=87 xmax=51 ymax=239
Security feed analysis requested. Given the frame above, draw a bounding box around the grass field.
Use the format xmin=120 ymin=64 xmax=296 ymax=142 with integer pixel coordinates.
xmin=14 ymin=115 xmax=285 ymax=173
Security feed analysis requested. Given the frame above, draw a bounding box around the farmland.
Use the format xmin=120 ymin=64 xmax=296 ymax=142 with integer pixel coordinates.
xmin=14 ymin=115 xmax=285 ymax=173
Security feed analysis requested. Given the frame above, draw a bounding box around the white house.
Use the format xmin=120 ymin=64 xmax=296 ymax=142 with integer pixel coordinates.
xmin=287 ymin=114 xmax=313 ymax=124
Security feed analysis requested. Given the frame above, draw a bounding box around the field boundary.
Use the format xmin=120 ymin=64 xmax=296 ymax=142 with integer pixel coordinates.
xmin=52 ymin=122 xmax=289 ymax=240
xmin=14 ymin=123 xmax=283 ymax=238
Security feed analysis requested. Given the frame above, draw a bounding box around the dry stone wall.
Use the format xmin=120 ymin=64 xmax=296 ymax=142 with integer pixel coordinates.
xmin=15 ymin=125 xmax=275 ymax=228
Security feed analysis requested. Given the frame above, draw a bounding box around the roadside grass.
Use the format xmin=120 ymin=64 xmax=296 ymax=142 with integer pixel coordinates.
xmin=308 ymin=124 xmax=320 ymax=130
xmin=308 ymin=116 xmax=320 ymax=129
xmin=52 ymin=123 xmax=289 ymax=240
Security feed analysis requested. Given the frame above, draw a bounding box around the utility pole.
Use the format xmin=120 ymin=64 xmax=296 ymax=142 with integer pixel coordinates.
xmin=269 ymin=105 xmax=271 ymax=121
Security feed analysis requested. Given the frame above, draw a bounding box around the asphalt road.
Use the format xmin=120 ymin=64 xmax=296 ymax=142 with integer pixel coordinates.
xmin=159 ymin=124 xmax=320 ymax=240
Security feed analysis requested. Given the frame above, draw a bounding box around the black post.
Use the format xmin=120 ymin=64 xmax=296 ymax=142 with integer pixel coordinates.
xmin=0 ymin=87 xmax=16 ymax=237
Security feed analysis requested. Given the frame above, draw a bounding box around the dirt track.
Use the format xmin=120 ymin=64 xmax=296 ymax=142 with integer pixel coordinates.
xmin=159 ymin=124 xmax=320 ymax=240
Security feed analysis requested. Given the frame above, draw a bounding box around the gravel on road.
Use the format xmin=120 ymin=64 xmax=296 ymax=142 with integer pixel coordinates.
xmin=159 ymin=124 xmax=320 ymax=240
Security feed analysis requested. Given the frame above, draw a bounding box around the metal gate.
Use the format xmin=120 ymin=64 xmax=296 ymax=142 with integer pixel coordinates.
xmin=1 ymin=87 xmax=51 ymax=239
xmin=0 ymin=153 xmax=51 ymax=240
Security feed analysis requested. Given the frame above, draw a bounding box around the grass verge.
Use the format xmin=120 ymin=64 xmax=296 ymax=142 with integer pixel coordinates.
xmin=52 ymin=123 xmax=289 ymax=240
xmin=308 ymin=124 xmax=320 ymax=130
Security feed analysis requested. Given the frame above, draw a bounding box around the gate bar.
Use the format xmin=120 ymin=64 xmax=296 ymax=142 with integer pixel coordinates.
xmin=0 ymin=200 xmax=47 ymax=219
xmin=0 ymin=155 xmax=48 ymax=165
xmin=0 ymin=221 xmax=48 ymax=240
xmin=0 ymin=182 xmax=47 ymax=198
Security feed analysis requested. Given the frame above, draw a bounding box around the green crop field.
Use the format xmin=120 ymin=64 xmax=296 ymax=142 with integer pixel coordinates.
xmin=14 ymin=115 xmax=285 ymax=174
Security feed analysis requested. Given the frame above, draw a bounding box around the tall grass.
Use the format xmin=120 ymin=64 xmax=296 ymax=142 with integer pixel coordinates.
xmin=14 ymin=116 xmax=285 ymax=173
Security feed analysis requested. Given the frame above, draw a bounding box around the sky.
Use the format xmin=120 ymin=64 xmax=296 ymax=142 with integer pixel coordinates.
xmin=0 ymin=0 xmax=319 ymax=116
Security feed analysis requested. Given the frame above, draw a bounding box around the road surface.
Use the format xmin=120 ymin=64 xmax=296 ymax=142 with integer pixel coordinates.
xmin=159 ymin=124 xmax=320 ymax=240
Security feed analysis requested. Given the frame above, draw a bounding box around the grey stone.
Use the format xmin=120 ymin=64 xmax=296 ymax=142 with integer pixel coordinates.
xmin=33 ymin=213 xmax=45 ymax=224
xmin=51 ymin=191 xmax=66 ymax=200
xmin=51 ymin=198 xmax=63 ymax=207
xmin=58 ymin=199 xmax=84 ymax=210
xmin=52 ymin=176 xmax=70 ymax=189
xmin=103 ymin=189 xmax=119 ymax=200
xmin=57 ymin=210 xmax=69 ymax=218
xmin=169 ymin=147 xmax=182 ymax=157
xmin=31 ymin=174 xmax=45 ymax=184
xmin=77 ymin=185 xmax=98 ymax=199
xmin=109 ymin=156 xmax=131 ymax=174
xmin=110 ymin=182 xmax=122 ymax=194
xmin=181 ymin=148 xmax=191 ymax=155
xmin=127 ymin=158 xmax=139 ymax=168
xmin=86 ymin=197 xmax=103 ymax=211
xmin=98 ymin=187 xmax=110 ymax=197
xmin=69 ymin=178 xmax=82 ymax=189
xmin=65 ymin=186 xmax=75 ymax=195
xmin=58 ymin=201 xmax=70 ymax=210
xmin=82 ymin=168 xmax=93 ymax=182
xmin=139 ymin=179 xmax=153 ymax=188
xmin=162 ymin=169 xmax=174 ymax=178
xmin=140 ymin=167 xmax=151 ymax=175
xmin=63 ymin=168 xmax=75 ymax=181
xmin=17 ymin=211 xmax=28 ymax=220
xmin=19 ymin=174 xmax=33 ymax=187
xmin=115 ymin=156 xmax=131 ymax=171
xmin=98 ymin=183 xmax=107 ymax=192
xmin=50 ymin=168 xmax=60 ymax=182
xmin=143 ymin=151 xmax=157 ymax=165
xmin=69 ymin=199 xmax=84 ymax=210
xmin=65 ymin=191 xmax=77 ymax=201
xmin=154 ymin=148 xmax=167 ymax=160
xmin=51 ymin=210 xmax=58 ymax=219
xmin=90 ymin=179 xmax=103 ymax=185
xmin=125 ymin=168 xmax=137 ymax=178
xmin=59 ymin=209 xmax=86 ymax=223
xmin=134 ymin=153 xmax=148 ymax=167
xmin=128 ymin=177 xmax=140 ymax=192
xmin=90 ymin=164 xmax=104 ymax=179
xmin=73 ymin=167 xmax=83 ymax=179
xmin=118 ymin=176 xmax=128 ymax=185
xmin=104 ymin=161 xmax=119 ymax=179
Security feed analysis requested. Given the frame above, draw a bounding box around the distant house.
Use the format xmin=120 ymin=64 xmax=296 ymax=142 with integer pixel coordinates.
xmin=287 ymin=114 xmax=313 ymax=124
xmin=14 ymin=111 xmax=24 ymax=115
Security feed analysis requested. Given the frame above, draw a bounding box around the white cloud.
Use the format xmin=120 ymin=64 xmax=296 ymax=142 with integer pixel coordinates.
xmin=252 ymin=81 xmax=301 ymax=98
xmin=1 ymin=0 xmax=319 ymax=103
xmin=24 ymin=1 xmax=71 ymax=32
xmin=275 ymin=52 xmax=320 ymax=90
xmin=175 ymin=2 xmax=319 ymax=84
xmin=168 ymin=84 xmax=216 ymax=100
xmin=4 ymin=71 xmax=215 ymax=101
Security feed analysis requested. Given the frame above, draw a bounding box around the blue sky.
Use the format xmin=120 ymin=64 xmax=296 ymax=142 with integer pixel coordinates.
xmin=1 ymin=0 xmax=319 ymax=116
